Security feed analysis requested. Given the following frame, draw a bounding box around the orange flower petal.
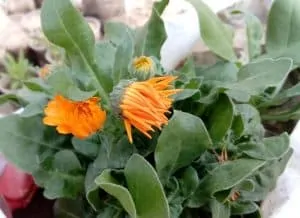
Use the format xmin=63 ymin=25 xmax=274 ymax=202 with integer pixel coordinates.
xmin=120 ymin=76 xmax=180 ymax=143
xmin=43 ymin=95 xmax=106 ymax=139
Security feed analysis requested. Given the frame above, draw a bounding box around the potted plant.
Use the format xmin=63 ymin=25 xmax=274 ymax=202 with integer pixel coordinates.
xmin=0 ymin=0 xmax=299 ymax=217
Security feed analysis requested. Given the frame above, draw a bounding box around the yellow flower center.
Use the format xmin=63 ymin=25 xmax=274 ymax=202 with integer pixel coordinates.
xmin=133 ymin=56 xmax=153 ymax=72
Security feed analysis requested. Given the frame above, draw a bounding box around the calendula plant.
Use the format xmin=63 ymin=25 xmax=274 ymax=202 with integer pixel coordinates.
xmin=0 ymin=0 xmax=300 ymax=217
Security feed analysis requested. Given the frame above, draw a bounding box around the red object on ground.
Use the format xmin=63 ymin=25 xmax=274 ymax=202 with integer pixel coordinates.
xmin=0 ymin=155 xmax=37 ymax=211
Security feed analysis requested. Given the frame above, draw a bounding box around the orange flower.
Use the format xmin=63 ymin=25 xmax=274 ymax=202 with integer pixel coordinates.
xmin=119 ymin=76 xmax=180 ymax=143
xmin=43 ymin=95 xmax=106 ymax=139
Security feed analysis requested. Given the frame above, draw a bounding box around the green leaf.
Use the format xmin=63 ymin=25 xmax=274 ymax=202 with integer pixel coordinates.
xmin=266 ymin=0 xmax=300 ymax=54
xmin=188 ymin=159 xmax=265 ymax=207
xmin=0 ymin=115 xmax=66 ymax=172
xmin=187 ymin=0 xmax=236 ymax=61
xmin=235 ymin=104 xmax=264 ymax=139
xmin=95 ymin=170 xmax=137 ymax=218
xmin=196 ymin=62 xmax=238 ymax=83
xmin=16 ymin=88 xmax=49 ymax=104
xmin=179 ymin=57 xmax=196 ymax=78
xmin=210 ymin=200 xmax=230 ymax=218
xmin=94 ymin=42 xmax=116 ymax=84
xmin=72 ymin=136 xmax=99 ymax=158
xmin=226 ymin=58 xmax=293 ymax=99
xmin=174 ymin=89 xmax=199 ymax=101
xmin=24 ymin=78 xmax=51 ymax=93
xmin=85 ymin=135 xmax=134 ymax=211
xmin=241 ymin=148 xmax=293 ymax=202
xmin=105 ymin=22 xmax=134 ymax=83
xmin=245 ymin=13 xmax=263 ymax=59
xmin=47 ymin=67 xmax=97 ymax=101
xmin=207 ymin=94 xmax=234 ymax=143
xmin=34 ymin=149 xmax=84 ymax=199
xmin=231 ymin=201 xmax=259 ymax=215
xmin=232 ymin=115 xmax=244 ymax=138
xmin=41 ymin=0 xmax=111 ymax=103
xmin=236 ymin=179 xmax=255 ymax=192
xmin=238 ymin=133 xmax=290 ymax=160
xmin=0 ymin=93 xmax=22 ymax=105
xmin=125 ymin=154 xmax=170 ymax=218
xmin=85 ymin=146 xmax=108 ymax=211
xmin=178 ymin=167 xmax=199 ymax=198
xmin=134 ymin=0 xmax=169 ymax=58
xmin=20 ymin=99 xmax=48 ymax=118
xmin=155 ymin=110 xmax=212 ymax=183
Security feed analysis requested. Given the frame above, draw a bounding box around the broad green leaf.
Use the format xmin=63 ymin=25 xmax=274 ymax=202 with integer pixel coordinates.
xmin=134 ymin=0 xmax=169 ymax=58
xmin=125 ymin=154 xmax=170 ymax=218
xmin=155 ymin=110 xmax=212 ymax=183
xmin=210 ymin=200 xmax=230 ymax=218
xmin=196 ymin=62 xmax=238 ymax=83
xmin=85 ymin=135 xmax=134 ymax=210
xmin=16 ymin=87 xmax=48 ymax=104
xmin=72 ymin=136 xmax=100 ymax=158
xmin=232 ymin=115 xmax=244 ymax=138
xmin=85 ymin=146 xmax=108 ymax=211
xmin=178 ymin=167 xmax=199 ymax=198
xmin=231 ymin=201 xmax=259 ymax=215
xmin=95 ymin=170 xmax=137 ymax=218
xmin=188 ymin=159 xmax=265 ymax=207
xmin=226 ymin=58 xmax=293 ymax=99
xmin=187 ymin=0 xmax=236 ymax=61
xmin=236 ymin=179 xmax=255 ymax=192
xmin=105 ymin=23 xmax=134 ymax=83
xmin=0 ymin=115 xmax=67 ymax=172
xmin=245 ymin=13 xmax=263 ymax=60
xmin=241 ymin=148 xmax=292 ymax=202
xmin=24 ymin=78 xmax=51 ymax=93
xmin=235 ymin=104 xmax=264 ymax=139
xmin=238 ymin=133 xmax=290 ymax=160
xmin=20 ymin=99 xmax=48 ymax=118
xmin=179 ymin=57 xmax=196 ymax=78
xmin=41 ymin=0 xmax=111 ymax=103
xmin=174 ymin=89 xmax=199 ymax=101
xmin=207 ymin=94 xmax=234 ymax=143
xmin=0 ymin=93 xmax=23 ymax=105
xmin=225 ymin=89 xmax=251 ymax=102
xmin=185 ymin=77 xmax=203 ymax=89
xmin=34 ymin=149 xmax=84 ymax=199
xmin=47 ymin=67 xmax=97 ymax=101
xmin=106 ymin=136 xmax=135 ymax=169
xmin=266 ymin=0 xmax=300 ymax=53
xmin=94 ymin=42 xmax=116 ymax=85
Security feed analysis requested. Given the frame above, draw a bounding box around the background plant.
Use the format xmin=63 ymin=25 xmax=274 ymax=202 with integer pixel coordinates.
xmin=0 ymin=51 xmax=35 ymax=90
